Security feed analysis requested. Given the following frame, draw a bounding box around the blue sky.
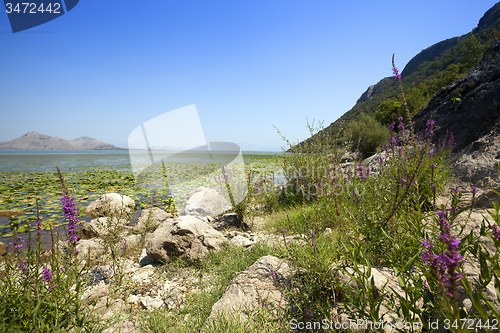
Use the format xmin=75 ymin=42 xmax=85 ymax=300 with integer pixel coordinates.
xmin=0 ymin=1 xmax=497 ymax=151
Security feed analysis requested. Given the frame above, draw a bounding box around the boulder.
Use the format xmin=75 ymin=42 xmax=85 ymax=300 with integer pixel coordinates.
xmin=208 ymin=255 xmax=293 ymax=323
xmin=79 ymin=217 xmax=129 ymax=239
xmin=146 ymin=215 xmax=226 ymax=262
xmin=230 ymin=235 xmax=253 ymax=247
xmin=134 ymin=207 xmax=173 ymax=232
xmin=83 ymin=282 xmax=109 ymax=306
xmin=122 ymin=234 xmax=142 ymax=250
xmin=75 ymin=239 xmax=105 ymax=262
xmin=84 ymin=193 xmax=135 ymax=219
xmin=184 ymin=186 xmax=231 ymax=217
xmin=454 ymin=126 xmax=500 ymax=192
xmin=0 ymin=241 xmax=7 ymax=256
xmin=86 ymin=265 xmax=115 ymax=286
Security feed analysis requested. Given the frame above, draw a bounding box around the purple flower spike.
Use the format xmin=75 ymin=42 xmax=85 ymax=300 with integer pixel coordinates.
xmin=41 ymin=266 xmax=53 ymax=283
xmin=489 ymin=224 xmax=500 ymax=240
xmin=61 ymin=194 xmax=80 ymax=244
xmin=470 ymin=186 xmax=478 ymax=196
xmin=392 ymin=67 xmax=401 ymax=81
xmin=422 ymin=211 xmax=464 ymax=304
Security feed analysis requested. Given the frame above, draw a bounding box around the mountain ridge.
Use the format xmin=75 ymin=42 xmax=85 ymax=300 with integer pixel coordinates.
xmin=298 ymin=1 xmax=500 ymax=150
xmin=0 ymin=132 xmax=123 ymax=150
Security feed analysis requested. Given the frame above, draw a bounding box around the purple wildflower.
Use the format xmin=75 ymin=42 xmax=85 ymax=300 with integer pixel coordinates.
xmin=41 ymin=266 xmax=53 ymax=283
xmin=307 ymin=309 xmax=314 ymax=317
xmin=41 ymin=266 xmax=57 ymax=290
xmin=17 ymin=259 xmax=28 ymax=274
xmin=489 ymin=224 xmax=500 ymax=240
xmin=61 ymin=194 xmax=80 ymax=244
xmin=470 ymin=186 xmax=478 ymax=196
xmin=389 ymin=122 xmax=395 ymax=132
xmin=392 ymin=66 xmax=401 ymax=81
xmin=422 ymin=211 xmax=464 ymax=303
xmin=358 ymin=163 xmax=366 ymax=179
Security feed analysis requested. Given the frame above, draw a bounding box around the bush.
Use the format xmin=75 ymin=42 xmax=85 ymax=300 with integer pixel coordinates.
xmin=344 ymin=114 xmax=389 ymax=158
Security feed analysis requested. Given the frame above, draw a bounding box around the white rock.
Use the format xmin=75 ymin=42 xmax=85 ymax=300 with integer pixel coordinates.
xmin=230 ymin=235 xmax=254 ymax=247
xmin=139 ymin=296 xmax=164 ymax=310
xmin=84 ymin=193 xmax=135 ymax=219
xmin=184 ymin=186 xmax=231 ymax=217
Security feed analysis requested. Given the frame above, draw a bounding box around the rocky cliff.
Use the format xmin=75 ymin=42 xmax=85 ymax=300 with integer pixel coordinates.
xmin=0 ymin=132 xmax=121 ymax=150
xmin=412 ymin=39 xmax=500 ymax=190
xmin=412 ymin=39 xmax=500 ymax=154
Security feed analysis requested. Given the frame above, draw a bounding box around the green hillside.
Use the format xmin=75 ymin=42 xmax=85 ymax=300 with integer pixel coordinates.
xmin=297 ymin=2 xmax=500 ymax=156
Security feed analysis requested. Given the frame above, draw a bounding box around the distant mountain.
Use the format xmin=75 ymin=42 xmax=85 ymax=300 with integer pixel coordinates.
xmin=298 ymin=1 xmax=500 ymax=150
xmin=0 ymin=132 xmax=122 ymax=150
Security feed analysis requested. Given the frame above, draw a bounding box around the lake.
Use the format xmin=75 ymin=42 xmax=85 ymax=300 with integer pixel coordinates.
xmin=0 ymin=149 xmax=284 ymax=249
xmin=0 ymin=149 xmax=281 ymax=173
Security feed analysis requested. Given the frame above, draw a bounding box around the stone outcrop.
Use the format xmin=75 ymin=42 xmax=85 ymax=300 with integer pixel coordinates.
xmin=453 ymin=126 xmax=500 ymax=194
xmin=411 ymin=39 xmax=500 ymax=198
xmin=146 ymin=215 xmax=226 ymax=262
xmin=75 ymin=239 xmax=105 ymax=262
xmin=207 ymin=255 xmax=293 ymax=323
xmin=84 ymin=193 xmax=135 ymax=219
xmin=0 ymin=241 xmax=7 ymax=264
xmin=80 ymin=217 xmax=129 ymax=239
xmin=184 ymin=186 xmax=231 ymax=217
xmin=133 ymin=207 xmax=172 ymax=232
xmin=413 ymin=39 xmax=500 ymax=155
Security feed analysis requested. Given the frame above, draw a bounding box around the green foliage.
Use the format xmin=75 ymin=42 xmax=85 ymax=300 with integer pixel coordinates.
xmin=303 ymin=26 xmax=500 ymax=146
xmin=140 ymin=243 xmax=277 ymax=333
xmin=0 ymin=226 xmax=99 ymax=332
xmin=459 ymin=33 xmax=489 ymax=71
xmin=344 ymin=114 xmax=389 ymax=157
xmin=275 ymin=119 xmax=342 ymax=203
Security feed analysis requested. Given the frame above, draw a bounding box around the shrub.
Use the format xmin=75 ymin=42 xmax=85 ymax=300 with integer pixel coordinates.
xmin=344 ymin=114 xmax=389 ymax=158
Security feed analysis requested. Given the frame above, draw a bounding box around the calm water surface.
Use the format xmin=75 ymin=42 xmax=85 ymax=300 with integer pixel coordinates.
xmin=0 ymin=149 xmax=281 ymax=249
